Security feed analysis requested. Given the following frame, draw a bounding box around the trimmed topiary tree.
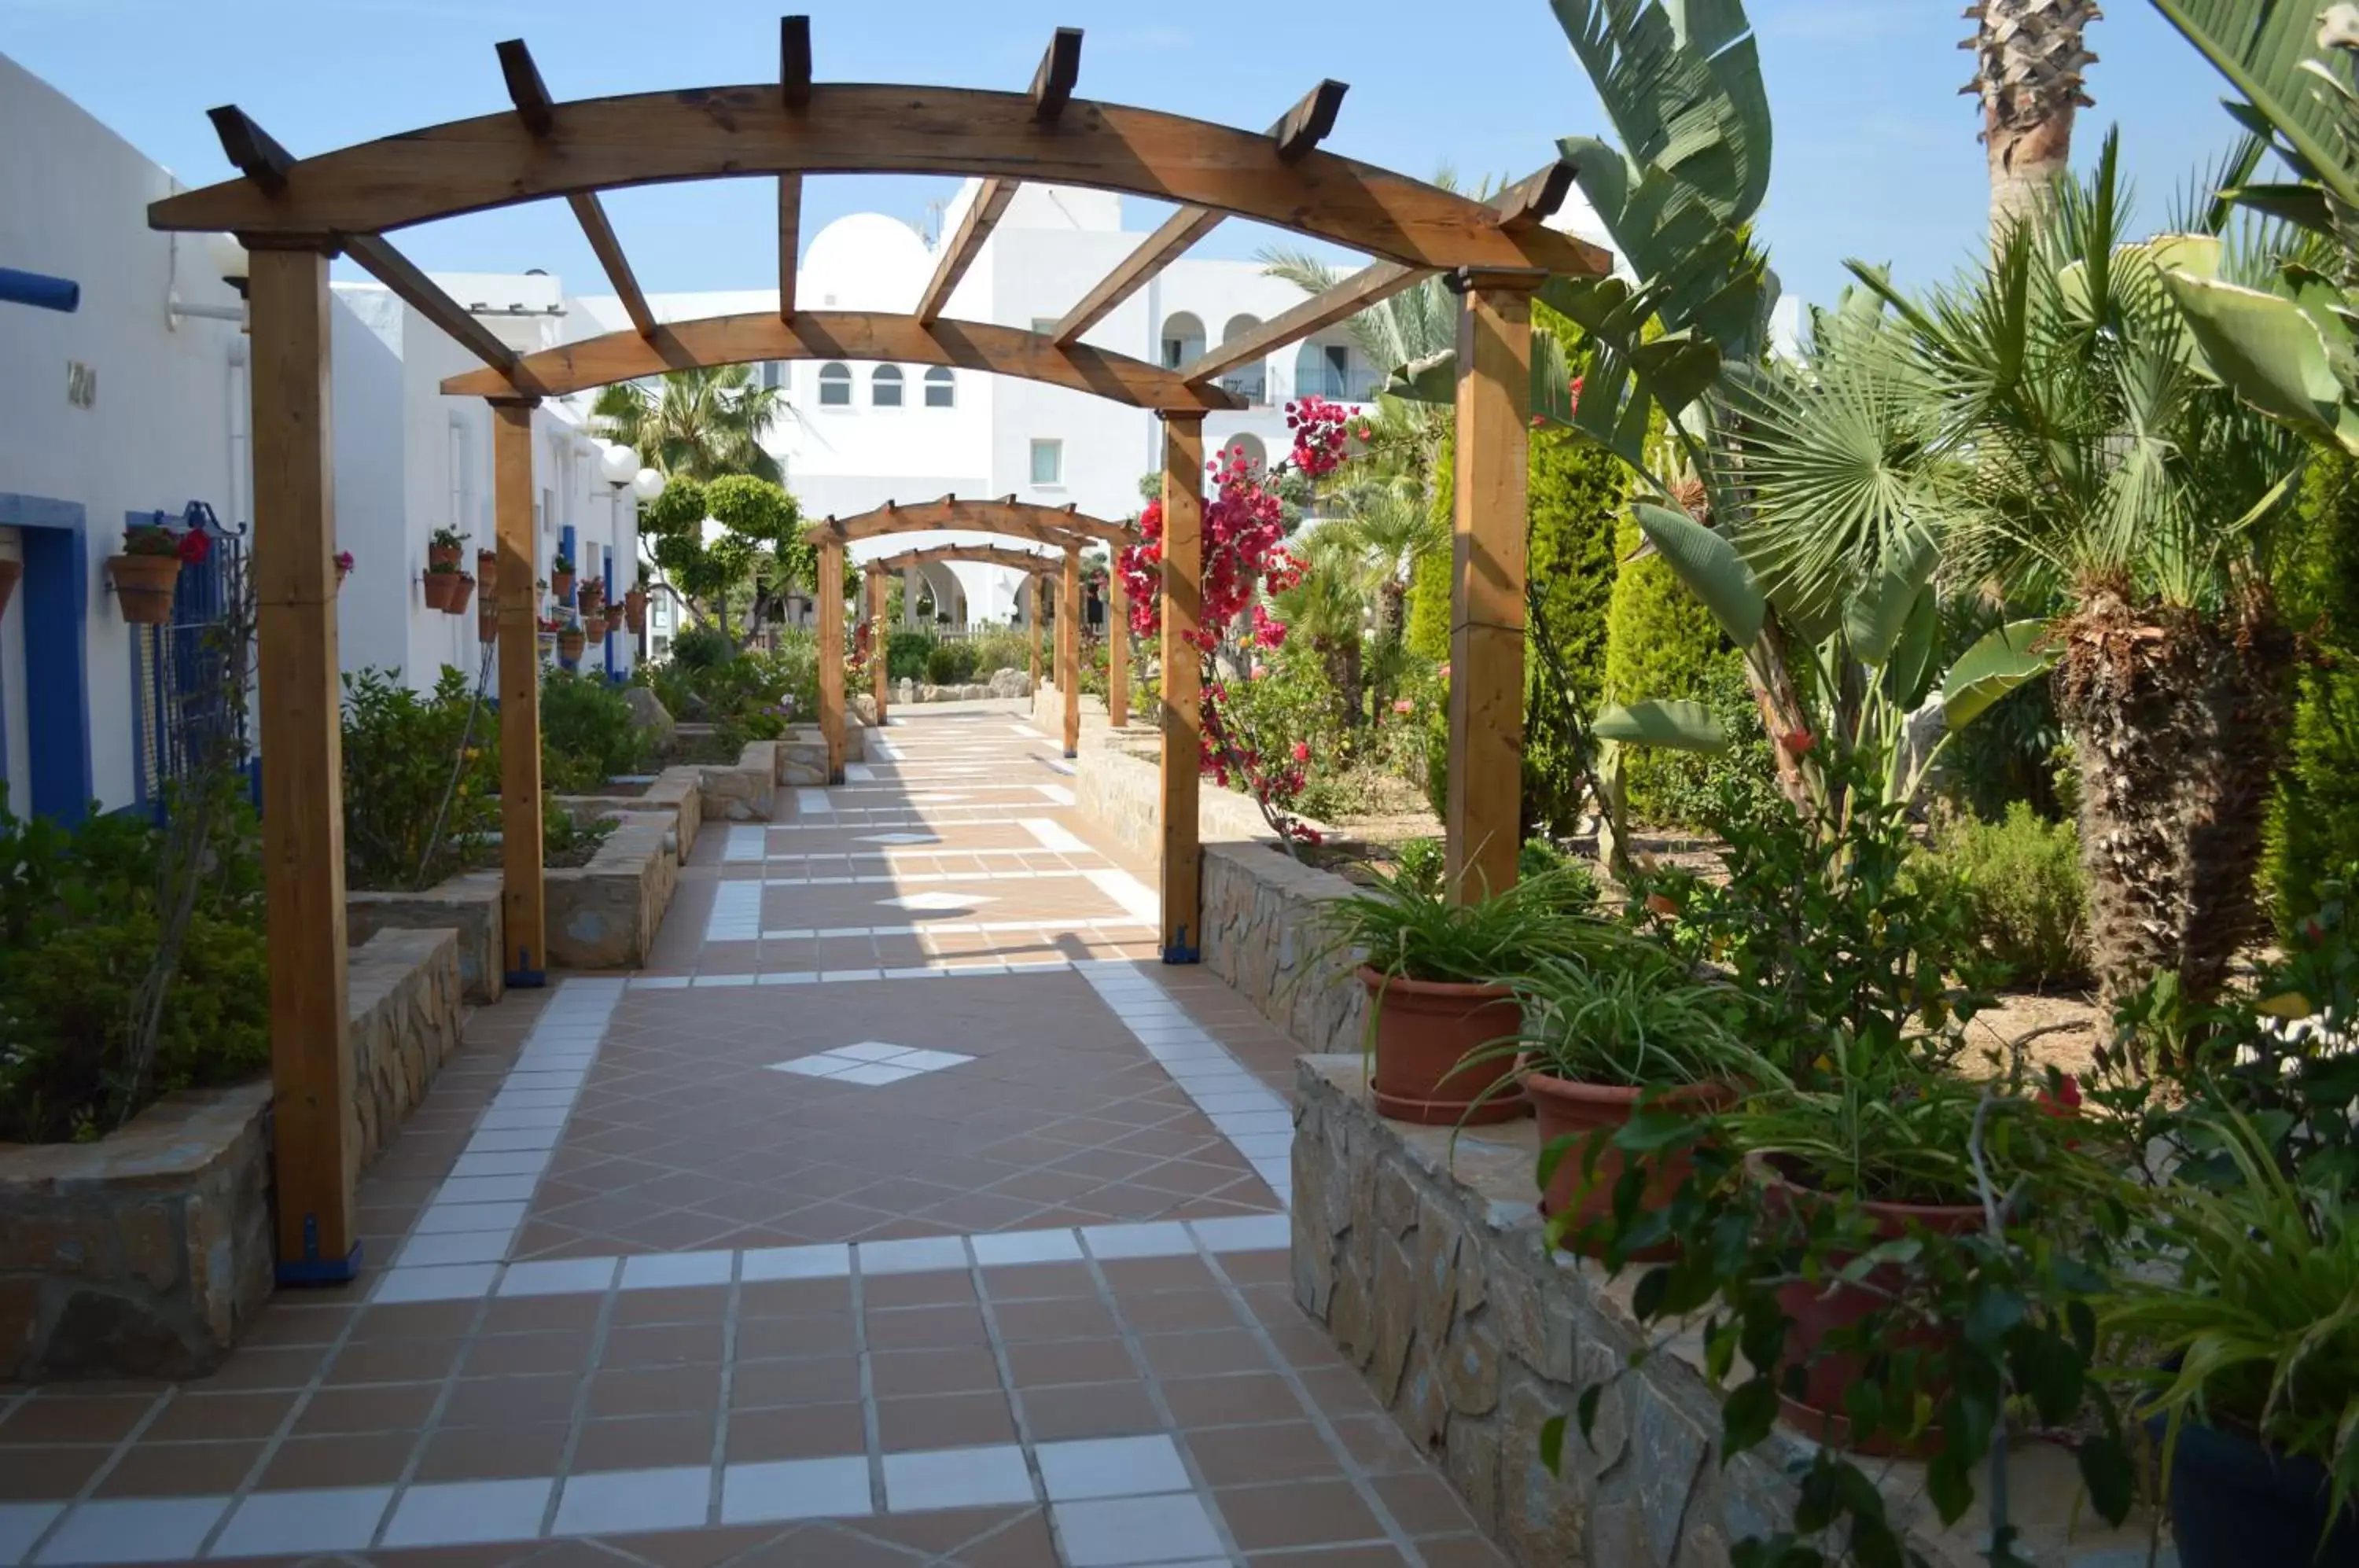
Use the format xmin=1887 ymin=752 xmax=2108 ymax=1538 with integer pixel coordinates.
xmin=1599 ymin=508 xmax=1729 ymax=825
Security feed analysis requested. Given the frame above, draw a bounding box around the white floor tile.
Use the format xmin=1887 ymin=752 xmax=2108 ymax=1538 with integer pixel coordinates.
xmin=464 ymin=1127 xmax=562 ymax=1154
xmin=0 ymin=1504 xmax=59 ymax=1567
xmin=1033 ymin=1436 xmax=1193 ymax=1502
xmin=210 ymin=1485 xmax=392 ymax=1556
xmin=433 ymin=1175 xmax=541 ymax=1205
xmin=497 ymin=1257 xmax=619 ymax=1297
xmin=32 ymin=1496 xmax=226 ymax=1565
xmin=1190 ymin=1214 xmax=1292 ymax=1253
xmin=856 ymin=1235 xmax=970 ymax=1275
xmin=881 ymin=1445 xmax=1034 ymax=1511
xmin=1080 ymin=1222 xmax=1197 ymax=1260
xmin=966 ymin=1229 xmax=1084 ymax=1266
xmin=396 ymin=1230 xmax=512 ymax=1268
xmin=551 ymin=1466 xmax=711 ymax=1536
xmin=620 ymin=1251 xmax=734 ymax=1290
xmin=1051 ymin=1493 xmax=1226 ymax=1566
xmin=371 ymin=1264 xmax=500 ymax=1304
xmin=740 ymin=1243 xmax=852 ymax=1280
xmin=380 ymin=1478 xmax=553 ymax=1548
xmin=719 ymin=1456 xmax=872 ymax=1524
xmin=412 ymin=1200 xmax=530 ymax=1236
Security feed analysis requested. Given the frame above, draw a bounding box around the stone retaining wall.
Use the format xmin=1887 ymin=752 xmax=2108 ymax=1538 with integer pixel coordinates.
xmin=345 ymin=927 xmax=465 ymax=1181
xmin=1291 ymin=1057 xmax=2159 ymax=1567
xmin=1069 ymin=734 xmax=1296 ymax=864
xmin=348 ymin=872 xmax=502 ymax=1004
xmin=547 ymin=814 xmax=676 ymax=970
xmin=698 ymin=742 xmax=777 ymax=823
xmin=1202 ymin=841 xmax=1366 ymax=1057
xmin=560 ymin=765 xmax=702 ymax=863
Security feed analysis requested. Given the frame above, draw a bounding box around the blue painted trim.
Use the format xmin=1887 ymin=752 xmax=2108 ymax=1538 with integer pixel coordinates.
xmin=0 ymin=267 xmax=79 ymax=313
xmin=603 ymin=551 xmax=617 ymax=679
xmin=275 ymin=1242 xmax=364 ymax=1287
xmin=505 ymin=968 xmax=547 ymax=988
xmin=560 ymin=524 xmax=577 ymax=608
xmin=1 ymin=494 xmax=92 ymax=823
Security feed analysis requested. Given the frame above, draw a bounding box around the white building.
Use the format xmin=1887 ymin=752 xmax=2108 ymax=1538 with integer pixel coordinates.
xmin=568 ymin=182 xmax=1392 ymax=630
xmin=0 ymin=53 xmax=639 ymax=822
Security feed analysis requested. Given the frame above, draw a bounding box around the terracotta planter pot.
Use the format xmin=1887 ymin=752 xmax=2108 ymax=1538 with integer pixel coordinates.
xmin=477 ymin=605 xmax=498 ymax=643
xmin=428 ymin=542 xmax=462 ymax=570
xmin=1525 ymin=1072 xmax=1732 ymax=1258
xmin=1356 ymin=966 xmax=1525 ymax=1125
xmin=421 ymin=570 xmax=459 ymax=610
xmin=585 ymin=613 xmax=611 ymax=640
xmin=625 ymin=603 xmax=647 ymax=634
xmin=1766 ymin=1175 xmax=1982 ymax=1455
xmin=445 ymin=575 xmax=476 ymax=614
xmin=551 ymin=569 xmax=576 ymax=601
xmin=577 ymin=581 xmax=606 ymax=614
xmin=0 ymin=558 xmax=19 ymax=617
xmin=476 ymin=552 xmax=499 ymax=597
xmin=109 ymin=554 xmax=181 ymax=624
xmin=558 ymin=629 xmax=586 ymax=662
xmin=626 ymin=586 xmax=647 ymax=617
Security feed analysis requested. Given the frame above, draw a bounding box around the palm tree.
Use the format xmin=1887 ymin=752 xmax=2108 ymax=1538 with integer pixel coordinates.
xmin=1963 ymin=0 xmax=2104 ymax=239
xmin=591 ymin=366 xmax=786 ymax=483
xmin=1272 ymin=529 xmax=1371 ymax=729
xmin=1322 ymin=476 xmax=1442 ymax=715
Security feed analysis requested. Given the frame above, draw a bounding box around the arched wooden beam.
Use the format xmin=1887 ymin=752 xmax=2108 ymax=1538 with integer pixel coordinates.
xmin=809 ymin=496 xmax=1134 ymax=549
xmin=150 ymin=84 xmax=1608 ymax=278
xmin=440 ymin=311 xmax=1240 ymax=410
xmin=870 ymin=543 xmax=1061 ymax=577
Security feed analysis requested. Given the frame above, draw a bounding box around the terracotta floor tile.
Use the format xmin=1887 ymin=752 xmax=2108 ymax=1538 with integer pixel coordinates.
xmin=728 ymin=1356 xmax=862 ymax=1409
xmin=1415 ymin=1535 xmax=1514 ymax=1567
xmin=1139 ymin=1329 xmax=1275 ymax=1379
xmin=466 ymin=1330 xmax=600 ymax=1379
xmin=733 ymin=1314 xmax=858 ymax=1362
xmin=480 ymin=1294 xmax=605 ymax=1335
xmin=869 ymin=1346 xmax=1004 ymax=1398
xmin=1015 ymin=1382 xmax=1165 ymax=1441
xmin=570 ymin=1411 xmax=716 ymax=1470
xmin=723 ymin=1403 xmax=867 ymax=1462
xmin=1328 ymin=1413 xmax=1429 ymax=1474
xmin=0 ymin=1445 xmax=112 ymax=1500
xmin=863 ymin=1303 xmax=989 ymax=1350
xmin=322 ymin=1336 xmax=468 ymax=1386
xmin=94 ymin=1438 xmax=263 ymax=1496
xmin=988 ymin=1296 xmax=1120 ymax=1342
xmin=256 ymin=1431 xmax=420 ymax=1489
xmin=1371 ymin=1470 xmax=1481 ymax=1537
xmin=140 ymin=1389 xmax=297 ymax=1442
xmin=1100 ymin=1255 xmax=1222 ymax=1294
xmin=0 ymin=1393 xmax=160 ymax=1444
xmin=1183 ymin=1422 xmax=1349 ymax=1488
xmin=1217 ymin=1478 xmax=1389 ymax=1551
xmin=977 ymin=1262 xmax=1099 ymax=1301
xmin=586 ymin=1365 xmax=721 ymax=1418
xmin=440 ymin=1373 xmax=583 ymax=1428
xmin=1118 ymin=1290 xmax=1248 ymax=1334
xmin=292 ymin=1382 xmax=441 ymax=1436
xmin=738 ymin=1279 xmax=855 ymax=1317
xmin=411 ymin=1420 xmax=571 ymax=1482
xmin=1161 ymin=1372 xmax=1312 ymax=1429
xmin=875 ymin=1389 xmax=1017 ymax=1450
xmin=601 ymin=1321 xmax=727 ymax=1369
xmin=611 ymin=1286 xmax=732 ymax=1326
xmin=1003 ymin=1338 xmax=1136 ymax=1389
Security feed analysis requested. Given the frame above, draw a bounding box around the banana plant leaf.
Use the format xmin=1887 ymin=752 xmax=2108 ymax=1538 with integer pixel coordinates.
xmin=1842 ymin=524 xmax=1940 ymax=667
xmin=2158 ymin=268 xmax=2359 ymax=453
xmin=1634 ymin=501 xmax=1765 ymax=646
xmin=1885 ymin=585 xmax=1941 ymax=712
xmin=1595 ymin=698 xmax=1728 ymax=753
xmin=1942 ymin=619 xmax=2055 ymax=731
xmin=2147 ymin=0 xmax=2359 ymax=219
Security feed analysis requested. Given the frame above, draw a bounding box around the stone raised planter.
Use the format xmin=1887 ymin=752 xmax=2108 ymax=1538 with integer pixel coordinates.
xmin=547 ymin=812 xmax=676 ymax=970
xmin=1291 ymin=1057 xmax=2162 ymax=1567
xmin=778 ymin=730 xmax=829 ymax=787
xmin=1 ymin=926 xmax=465 ymax=1382
xmin=1202 ymin=841 xmax=1366 ymax=1056
xmin=349 ymin=871 xmax=503 ymax=1003
xmin=560 ymin=763 xmax=702 ymax=863
xmin=1070 ymin=736 xmax=1309 ymax=866
xmin=697 ymin=742 xmax=777 ymax=823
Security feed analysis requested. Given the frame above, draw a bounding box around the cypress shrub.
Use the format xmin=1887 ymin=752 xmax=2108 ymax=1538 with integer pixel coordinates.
xmin=1600 ymin=509 xmax=1731 ymax=825
xmin=2272 ymin=453 xmax=2359 ymax=923
xmin=1405 ymin=433 xmax=1456 ymax=664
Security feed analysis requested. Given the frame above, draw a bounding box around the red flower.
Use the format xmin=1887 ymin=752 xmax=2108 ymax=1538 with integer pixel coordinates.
xmin=1783 ymin=728 xmax=1817 ymax=756
xmin=1292 ymin=741 xmax=1310 ymax=764
xmin=176 ymin=528 xmax=212 ymax=565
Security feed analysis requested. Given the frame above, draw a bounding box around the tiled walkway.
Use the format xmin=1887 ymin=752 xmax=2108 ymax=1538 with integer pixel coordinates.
xmin=0 ymin=704 xmax=1504 ymax=1567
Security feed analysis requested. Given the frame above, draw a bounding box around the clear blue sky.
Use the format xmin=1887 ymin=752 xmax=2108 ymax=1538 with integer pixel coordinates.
xmin=1 ymin=0 xmax=2243 ymax=312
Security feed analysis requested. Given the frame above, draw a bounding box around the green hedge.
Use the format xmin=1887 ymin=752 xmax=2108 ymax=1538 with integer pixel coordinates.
xmin=1601 ymin=510 xmax=1732 ymax=826
xmin=2272 ymin=453 xmax=2359 ymax=925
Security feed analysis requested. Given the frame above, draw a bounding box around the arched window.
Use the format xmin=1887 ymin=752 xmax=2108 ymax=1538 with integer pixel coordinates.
xmin=1224 ymin=433 xmax=1268 ymax=474
xmin=1218 ymin=315 xmax=1268 ymax=405
xmin=817 ymin=363 xmax=852 ymax=406
xmin=1159 ymin=311 xmax=1206 ymax=370
xmin=871 ymin=366 xmax=903 ymax=407
xmin=924 ymin=367 xmax=955 ymax=408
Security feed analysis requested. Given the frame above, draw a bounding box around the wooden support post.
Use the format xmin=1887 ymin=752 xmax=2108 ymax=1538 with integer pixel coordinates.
xmin=867 ymin=567 xmax=889 ymax=723
xmin=248 ymin=245 xmax=359 ymax=1283
xmin=819 ymin=539 xmax=845 ymax=783
xmin=1158 ymin=413 xmax=1205 ymax=963
xmin=1107 ymin=565 xmax=1129 ymax=728
xmin=1061 ymin=544 xmax=1081 ymax=757
xmin=1445 ymin=273 xmax=1540 ymax=904
xmin=1029 ymin=576 xmax=1043 ymax=683
xmin=491 ymin=398 xmax=548 ymax=981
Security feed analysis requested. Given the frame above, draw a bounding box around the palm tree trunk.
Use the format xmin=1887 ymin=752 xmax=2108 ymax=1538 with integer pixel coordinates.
xmin=1965 ymin=0 xmax=2102 ymax=241
xmin=2057 ymin=587 xmax=2296 ymax=1029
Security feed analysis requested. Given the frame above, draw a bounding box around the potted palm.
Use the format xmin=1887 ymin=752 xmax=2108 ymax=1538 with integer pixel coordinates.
xmin=550 ymin=551 xmax=576 ymax=602
xmin=1472 ymin=951 xmax=1761 ymax=1257
xmin=109 ymin=521 xmax=190 ymax=624
xmin=1314 ymin=865 xmax=1606 ymax=1125
xmin=2104 ymin=1113 xmax=2359 ymax=1567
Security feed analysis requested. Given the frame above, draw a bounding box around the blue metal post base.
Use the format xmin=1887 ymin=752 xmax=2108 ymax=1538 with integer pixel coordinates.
xmin=1161 ymin=925 xmax=1200 ymax=965
xmin=276 ymin=1240 xmax=363 ymax=1287
xmin=506 ymin=968 xmax=547 ymax=988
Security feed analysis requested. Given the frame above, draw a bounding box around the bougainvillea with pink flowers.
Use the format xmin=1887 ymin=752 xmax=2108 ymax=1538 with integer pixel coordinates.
xmin=1116 ymin=397 xmax=1366 ymax=845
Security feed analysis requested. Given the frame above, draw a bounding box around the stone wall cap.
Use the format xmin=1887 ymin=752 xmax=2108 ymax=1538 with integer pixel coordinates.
xmin=0 ymin=1080 xmax=270 ymax=1191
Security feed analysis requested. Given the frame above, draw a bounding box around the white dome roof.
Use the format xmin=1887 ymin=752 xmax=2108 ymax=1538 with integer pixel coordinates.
xmin=801 ymin=212 xmax=933 ymax=312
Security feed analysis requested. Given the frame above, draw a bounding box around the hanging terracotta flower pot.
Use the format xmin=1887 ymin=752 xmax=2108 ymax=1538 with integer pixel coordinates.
xmin=0 ymin=558 xmax=20 ymax=618
xmin=477 ymin=602 xmax=499 ymax=643
xmin=422 ymin=569 xmax=460 ymax=610
xmin=428 ymin=534 xmax=464 ymax=570
xmin=582 ymin=611 xmax=609 ymax=641
xmin=624 ymin=585 xmax=648 ymax=633
xmin=577 ymin=578 xmax=606 ymax=614
xmin=475 ymin=548 xmax=499 ymax=598
xmin=109 ymin=553 xmax=182 ymax=624
xmin=550 ymin=558 xmax=576 ymax=602
xmin=557 ymin=626 xmax=587 ymax=662
xmin=446 ymin=573 xmax=476 ymax=615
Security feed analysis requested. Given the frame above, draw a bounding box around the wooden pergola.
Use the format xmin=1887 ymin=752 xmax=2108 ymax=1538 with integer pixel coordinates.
xmin=145 ymin=16 xmax=1609 ymax=1283
xmin=807 ymin=496 xmax=1139 ymax=759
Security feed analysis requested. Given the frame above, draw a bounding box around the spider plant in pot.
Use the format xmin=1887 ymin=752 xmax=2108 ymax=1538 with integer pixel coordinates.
xmin=1312 ymin=864 xmax=1609 ymax=1125
xmin=1463 ymin=948 xmax=1765 ymax=1259
xmin=2102 ymin=1106 xmax=2359 ymax=1568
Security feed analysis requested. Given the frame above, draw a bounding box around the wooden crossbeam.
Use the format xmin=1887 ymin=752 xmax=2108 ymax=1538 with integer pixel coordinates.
xmin=782 ymin=15 xmax=812 ymax=111
xmin=206 ymin=105 xmax=293 ymax=195
xmin=1272 ymin=80 xmax=1347 ymax=162
xmin=1179 ymin=260 xmax=1427 ymax=387
xmin=1495 ymin=159 xmax=1577 ymax=231
xmin=809 ymin=495 xmax=1135 ymax=548
xmin=341 ymin=233 xmax=526 ymax=383
xmin=499 ymin=39 xmax=656 ymax=338
xmin=1032 ymin=28 xmax=1082 ymax=120
xmin=916 ymin=179 xmax=1018 ymax=325
xmin=1051 ymin=204 xmax=1224 ymax=347
xmin=870 ymin=543 xmax=1059 ymax=576
xmin=778 ymin=176 xmax=801 ymax=318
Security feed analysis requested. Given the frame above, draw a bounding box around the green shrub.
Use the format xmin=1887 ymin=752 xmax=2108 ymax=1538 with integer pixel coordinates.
xmin=886 ymin=630 xmax=937 ymax=683
xmin=2271 ymin=453 xmax=2359 ymax=926
xmin=1601 ymin=510 xmax=1737 ymax=826
xmin=1405 ymin=436 xmax=1455 ymax=664
xmin=1517 ymin=837 xmax=1598 ymax=905
xmin=540 ymin=671 xmax=647 ymax=793
xmin=1912 ymin=804 xmax=2091 ymax=989
xmin=966 ymin=625 xmax=1031 ymax=676
xmin=926 ymin=642 xmax=977 ymax=685
xmin=341 ymin=666 xmax=496 ymax=890
xmin=668 ymin=624 xmax=731 ymax=670
xmin=0 ymin=804 xmax=269 ymax=1143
